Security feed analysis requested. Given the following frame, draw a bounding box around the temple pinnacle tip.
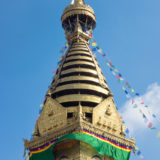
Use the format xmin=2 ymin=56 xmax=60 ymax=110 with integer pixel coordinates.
xmin=71 ymin=0 xmax=84 ymax=5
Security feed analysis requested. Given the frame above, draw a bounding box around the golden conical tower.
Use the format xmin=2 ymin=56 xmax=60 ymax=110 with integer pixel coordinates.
xmin=24 ymin=1 xmax=135 ymax=160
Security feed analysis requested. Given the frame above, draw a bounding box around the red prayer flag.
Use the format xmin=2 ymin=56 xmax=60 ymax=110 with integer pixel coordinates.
xmin=117 ymin=75 xmax=120 ymax=79
xmin=89 ymin=33 xmax=92 ymax=38
xmin=53 ymin=70 xmax=57 ymax=74
xmin=148 ymin=122 xmax=152 ymax=128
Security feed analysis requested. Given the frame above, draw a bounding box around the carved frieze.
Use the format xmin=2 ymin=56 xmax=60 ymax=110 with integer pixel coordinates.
xmin=93 ymin=97 xmax=123 ymax=136
xmin=38 ymin=97 xmax=67 ymax=136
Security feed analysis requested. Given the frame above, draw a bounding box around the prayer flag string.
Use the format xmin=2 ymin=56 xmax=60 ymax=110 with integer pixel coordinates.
xmin=89 ymin=37 xmax=160 ymax=133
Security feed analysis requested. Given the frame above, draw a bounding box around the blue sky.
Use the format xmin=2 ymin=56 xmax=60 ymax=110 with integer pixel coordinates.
xmin=0 ymin=0 xmax=160 ymax=159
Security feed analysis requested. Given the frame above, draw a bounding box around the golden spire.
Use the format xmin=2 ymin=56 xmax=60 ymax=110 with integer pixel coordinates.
xmin=71 ymin=0 xmax=84 ymax=5
xmin=24 ymin=1 xmax=135 ymax=155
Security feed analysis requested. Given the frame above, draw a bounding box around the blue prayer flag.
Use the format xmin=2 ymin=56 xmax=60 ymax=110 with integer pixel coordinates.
xmin=137 ymin=150 xmax=141 ymax=156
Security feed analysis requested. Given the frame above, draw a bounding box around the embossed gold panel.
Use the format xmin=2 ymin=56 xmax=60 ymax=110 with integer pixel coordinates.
xmin=93 ymin=97 xmax=123 ymax=136
xmin=38 ymin=97 xmax=67 ymax=136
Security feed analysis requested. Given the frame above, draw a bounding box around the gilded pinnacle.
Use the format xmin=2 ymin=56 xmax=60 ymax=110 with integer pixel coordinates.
xmin=71 ymin=0 xmax=84 ymax=5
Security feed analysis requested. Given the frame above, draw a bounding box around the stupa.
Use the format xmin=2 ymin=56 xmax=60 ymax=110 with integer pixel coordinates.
xmin=24 ymin=0 xmax=135 ymax=159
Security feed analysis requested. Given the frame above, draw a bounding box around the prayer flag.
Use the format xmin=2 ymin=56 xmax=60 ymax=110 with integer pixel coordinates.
xmin=139 ymin=109 xmax=143 ymax=114
xmin=92 ymin=48 xmax=97 ymax=52
xmin=148 ymin=122 xmax=152 ymax=128
xmin=137 ymin=150 xmax=141 ymax=156
xmin=112 ymin=71 xmax=116 ymax=76
xmin=131 ymin=89 xmax=135 ymax=93
xmin=135 ymin=93 xmax=140 ymax=96
xmin=128 ymin=85 xmax=131 ymax=88
xmin=151 ymin=127 xmax=156 ymax=130
xmin=142 ymin=114 xmax=146 ymax=119
xmin=65 ymin=42 xmax=69 ymax=46
xmin=92 ymin=42 xmax=97 ymax=46
xmin=120 ymin=77 xmax=124 ymax=81
xmin=114 ymin=69 xmax=119 ymax=72
xmin=157 ymin=132 xmax=160 ymax=137
xmin=89 ymin=33 xmax=92 ymax=38
xmin=59 ymin=56 xmax=64 ymax=60
xmin=122 ymin=120 xmax=125 ymax=124
xmin=152 ymin=114 xmax=156 ymax=118
xmin=53 ymin=70 xmax=57 ymax=74
xmin=102 ymin=54 xmax=106 ymax=58
xmin=58 ymin=60 xmax=62 ymax=64
xmin=98 ymin=48 xmax=102 ymax=53
xmin=40 ymin=104 xmax=43 ymax=107
xmin=118 ymin=79 xmax=123 ymax=83
xmin=62 ymin=47 xmax=66 ymax=51
xmin=125 ymin=128 xmax=129 ymax=134
xmin=122 ymin=86 xmax=126 ymax=90
xmin=96 ymin=46 xmax=100 ymax=50
xmin=148 ymin=110 xmax=152 ymax=114
xmin=39 ymin=109 xmax=42 ymax=114
xmin=140 ymin=155 xmax=145 ymax=160
xmin=125 ymin=90 xmax=128 ymax=94
xmin=117 ymin=75 xmax=120 ymax=79
xmin=90 ymin=38 xmax=94 ymax=42
xmin=126 ymin=94 xmax=130 ymax=98
xmin=132 ymin=99 xmax=134 ymax=104
xmin=60 ymin=50 xmax=64 ymax=53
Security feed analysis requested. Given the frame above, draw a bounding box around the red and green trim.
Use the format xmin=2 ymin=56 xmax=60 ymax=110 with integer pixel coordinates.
xmin=28 ymin=129 xmax=132 ymax=160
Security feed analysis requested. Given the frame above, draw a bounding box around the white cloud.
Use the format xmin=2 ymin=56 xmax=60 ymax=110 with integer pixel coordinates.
xmin=119 ymin=83 xmax=160 ymax=134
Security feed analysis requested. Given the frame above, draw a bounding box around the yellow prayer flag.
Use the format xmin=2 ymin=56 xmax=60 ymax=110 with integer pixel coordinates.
xmin=148 ymin=110 xmax=152 ymax=114
xmin=158 ymin=132 xmax=160 ymax=138
xmin=139 ymin=109 xmax=143 ymax=114
xmin=114 ymin=69 xmax=118 ymax=72
xmin=65 ymin=42 xmax=69 ymax=46
xmin=40 ymin=104 xmax=44 ymax=107
xmin=92 ymin=42 xmax=97 ymax=46
xmin=26 ymin=156 xmax=29 ymax=160
xmin=124 ymin=125 xmax=127 ymax=129
xmin=131 ymin=89 xmax=135 ymax=93
xmin=122 ymin=86 xmax=126 ymax=90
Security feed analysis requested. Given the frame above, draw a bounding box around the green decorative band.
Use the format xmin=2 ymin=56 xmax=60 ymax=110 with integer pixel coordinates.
xmin=29 ymin=129 xmax=132 ymax=160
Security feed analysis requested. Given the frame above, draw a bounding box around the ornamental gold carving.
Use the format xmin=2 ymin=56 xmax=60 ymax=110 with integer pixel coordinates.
xmin=37 ymin=97 xmax=67 ymax=136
